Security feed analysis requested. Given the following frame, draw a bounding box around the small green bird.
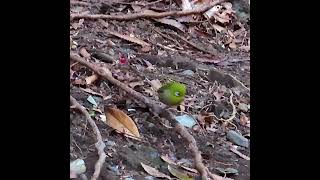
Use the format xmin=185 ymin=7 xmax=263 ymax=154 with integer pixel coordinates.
xmin=157 ymin=81 xmax=186 ymax=106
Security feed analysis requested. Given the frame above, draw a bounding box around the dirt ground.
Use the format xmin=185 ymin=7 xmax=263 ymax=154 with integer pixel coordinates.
xmin=70 ymin=1 xmax=250 ymax=180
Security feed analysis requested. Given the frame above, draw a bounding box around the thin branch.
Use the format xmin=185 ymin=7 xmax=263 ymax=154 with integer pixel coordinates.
xmin=175 ymin=123 xmax=208 ymax=179
xmin=230 ymin=146 xmax=250 ymax=160
xmin=70 ymin=1 xmax=90 ymax=6
xmin=70 ymin=53 xmax=210 ymax=179
xmin=153 ymin=28 xmax=183 ymax=49
xmin=207 ymin=169 xmax=234 ymax=180
xmin=70 ymin=96 xmax=107 ymax=180
xmin=167 ymin=31 xmax=217 ymax=56
xmin=115 ymin=0 xmax=164 ymax=6
xmin=71 ymin=0 xmax=225 ymax=20
xmin=227 ymin=74 xmax=250 ymax=91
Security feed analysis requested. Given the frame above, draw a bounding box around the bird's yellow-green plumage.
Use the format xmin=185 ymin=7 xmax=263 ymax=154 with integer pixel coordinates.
xmin=157 ymin=81 xmax=186 ymax=106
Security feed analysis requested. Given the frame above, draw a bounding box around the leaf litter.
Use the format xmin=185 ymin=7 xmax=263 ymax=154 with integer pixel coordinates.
xmin=70 ymin=0 xmax=250 ymax=179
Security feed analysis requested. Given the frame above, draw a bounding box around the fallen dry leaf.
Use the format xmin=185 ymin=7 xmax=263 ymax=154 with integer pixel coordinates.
xmin=239 ymin=112 xmax=249 ymax=126
xmin=211 ymin=24 xmax=226 ymax=32
xmin=141 ymin=162 xmax=171 ymax=179
xmin=154 ymin=18 xmax=186 ymax=32
xmin=71 ymin=18 xmax=84 ymax=30
xmin=229 ymin=41 xmax=237 ymax=49
xmin=104 ymin=107 xmax=140 ymax=138
xmin=198 ymin=111 xmax=214 ymax=125
xmin=214 ymin=14 xmax=230 ymax=23
xmin=149 ymin=79 xmax=162 ymax=91
xmin=204 ymin=5 xmax=222 ymax=19
xmin=85 ymin=74 xmax=99 ymax=85
xmin=161 ymin=155 xmax=177 ymax=165
xmin=80 ymin=87 xmax=104 ymax=97
xmin=168 ymin=164 xmax=194 ymax=180
xmin=140 ymin=45 xmax=152 ymax=52
xmin=161 ymin=154 xmax=198 ymax=174
xmin=80 ymin=47 xmax=90 ymax=59
xmin=106 ymin=29 xmax=151 ymax=47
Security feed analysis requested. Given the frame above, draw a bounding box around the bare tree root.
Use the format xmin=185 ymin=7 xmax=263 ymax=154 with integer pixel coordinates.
xmin=71 ymin=0 xmax=225 ymax=21
xmin=70 ymin=53 xmax=222 ymax=179
xmin=70 ymin=96 xmax=107 ymax=180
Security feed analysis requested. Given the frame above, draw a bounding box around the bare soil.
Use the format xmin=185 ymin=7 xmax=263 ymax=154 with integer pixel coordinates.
xmin=70 ymin=1 xmax=250 ymax=179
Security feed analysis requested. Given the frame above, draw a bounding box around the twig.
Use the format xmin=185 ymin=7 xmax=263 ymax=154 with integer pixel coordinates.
xmin=230 ymin=146 xmax=250 ymax=160
xmin=210 ymin=90 xmax=237 ymax=129
xmin=116 ymin=0 xmax=164 ymax=6
xmin=97 ymin=20 xmax=151 ymax=47
xmin=70 ymin=1 xmax=90 ymax=6
xmin=200 ymin=102 xmax=213 ymax=112
xmin=72 ymin=139 xmax=83 ymax=156
xmin=153 ymin=28 xmax=183 ymax=49
xmin=207 ymin=169 xmax=234 ymax=180
xmin=227 ymin=74 xmax=250 ymax=91
xmin=145 ymin=0 xmax=165 ymax=6
xmin=70 ymin=96 xmax=107 ymax=180
xmin=167 ymin=31 xmax=216 ymax=56
xmin=154 ymin=42 xmax=178 ymax=51
xmin=71 ymin=0 xmax=225 ymax=20
xmin=70 ymin=53 xmax=210 ymax=180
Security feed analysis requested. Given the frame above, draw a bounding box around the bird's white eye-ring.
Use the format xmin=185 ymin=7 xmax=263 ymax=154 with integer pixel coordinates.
xmin=175 ymin=92 xmax=180 ymax=96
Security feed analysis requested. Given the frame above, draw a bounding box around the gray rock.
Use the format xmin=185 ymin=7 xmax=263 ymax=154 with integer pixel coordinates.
xmin=181 ymin=70 xmax=195 ymax=76
xmin=227 ymin=130 xmax=249 ymax=148
xmin=238 ymin=103 xmax=249 ymax=112
xmin=145 ymin=176 xmax=154 ymax=180
xmin=105 ymin=140 xmax=116 ymax=147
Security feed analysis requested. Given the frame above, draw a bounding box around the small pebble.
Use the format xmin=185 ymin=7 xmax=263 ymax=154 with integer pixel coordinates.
xmin=238 ymin=103 xmax=249 ymax=112
xmin=148 ymin=122 xmax=155 ymax=128
xmin=175 ymin=115 xmax=196 ymax=128
xmin=181 ymin=70 xmax=195 ymax=76
xmin=145 ymin=176 xmax=154 ymax=180
xmin=108 ymin=165 xmax=120 ymax=175
xmin=105 ymin=140 xmax=116 ymax=147
xmin=124 ymin=177 xmax=135 ymax=180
